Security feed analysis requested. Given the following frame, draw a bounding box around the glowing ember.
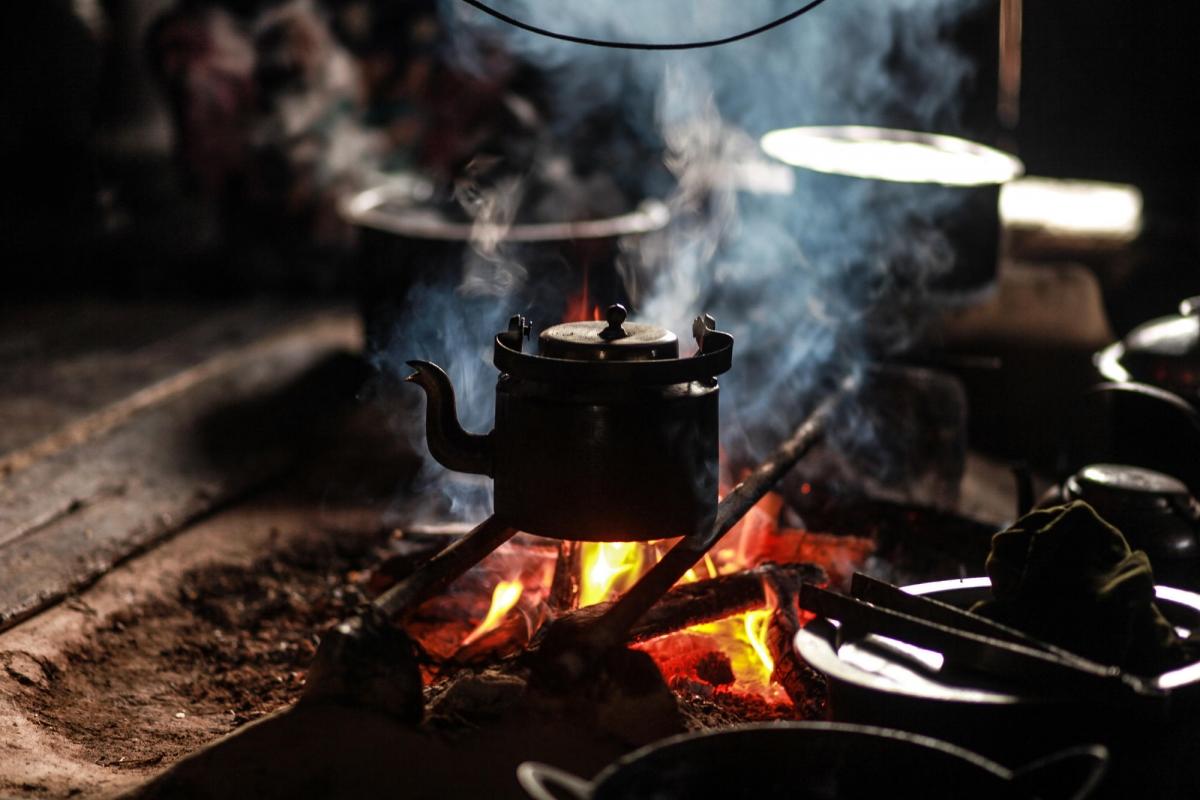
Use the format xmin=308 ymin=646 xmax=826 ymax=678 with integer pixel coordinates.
xmin=461 ymin=579 xmax=524 ymax=647
xmin=760 ymin=125 xmax=1022 ymax=187
xmin=579 ymin=542 xmax=644 ymax=607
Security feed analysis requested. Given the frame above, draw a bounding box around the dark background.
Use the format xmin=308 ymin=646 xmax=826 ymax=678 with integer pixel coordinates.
xmin=2 ymin=0 xmax=1198 ymax=333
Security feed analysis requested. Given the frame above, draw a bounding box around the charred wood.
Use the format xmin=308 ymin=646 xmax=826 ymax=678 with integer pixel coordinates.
xmin=527 ymin=561 xmax=825 ymax=667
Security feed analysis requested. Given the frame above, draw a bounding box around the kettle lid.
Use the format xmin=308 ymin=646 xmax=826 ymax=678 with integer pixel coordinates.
xmin=539 ymin=304 xmax=679 ymax=362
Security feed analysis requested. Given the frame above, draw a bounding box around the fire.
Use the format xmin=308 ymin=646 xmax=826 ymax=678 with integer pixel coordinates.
xmin=681 ymin=608 xmax=777 ymax=692
xmin=743 ymin=608 xmax=775 ymax=674
xmin=562 ymin=264 xmax=603 ymax=323
xmin=579 ymin=542 xmax=644 ymax=607
xmin=461 ymin=579 xmax=524 ymax=647
xmin=560 ymin=492 xmax=798 ymax=696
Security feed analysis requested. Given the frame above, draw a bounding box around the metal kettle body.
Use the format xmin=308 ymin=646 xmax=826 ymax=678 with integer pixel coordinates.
xmin=406 ymin=306 xmax=734 ymax=542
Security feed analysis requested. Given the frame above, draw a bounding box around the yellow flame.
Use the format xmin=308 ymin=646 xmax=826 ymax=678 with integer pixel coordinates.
xmin=461 ymin=579 xmax=523 ymax=647
xmin=681 ymin=609 xmax=777 ymax=691
xmin=579 ymin=542 xmax=645 ymax=607
xmin=743 ymin=608 xmax=775 ymax=675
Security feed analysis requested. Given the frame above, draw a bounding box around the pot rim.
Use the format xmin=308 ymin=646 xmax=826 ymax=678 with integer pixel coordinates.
xmin=339 ymin=183 xmax=670 ymax=242
xmin=760 ymin=125 xmax=1024 ymax=187
xmin=591 ymin=721 xmax=1019 ymax=789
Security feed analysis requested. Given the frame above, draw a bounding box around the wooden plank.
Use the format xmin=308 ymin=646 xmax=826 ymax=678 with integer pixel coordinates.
xmin=0 ymin=309 xmax=363 ymax=631
xmin=0 ymin=301 xmax=320 ymax=465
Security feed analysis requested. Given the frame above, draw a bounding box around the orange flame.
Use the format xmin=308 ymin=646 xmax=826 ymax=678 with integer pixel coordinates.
xmin=461 ymin=579 xmax=524 ymax=647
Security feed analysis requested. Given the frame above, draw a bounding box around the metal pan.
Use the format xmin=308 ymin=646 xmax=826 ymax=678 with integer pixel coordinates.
xmin=795 ymin=577 xmax=1200 ymax=796
xmin=517 ymin=722 xmax=1106 ymax=800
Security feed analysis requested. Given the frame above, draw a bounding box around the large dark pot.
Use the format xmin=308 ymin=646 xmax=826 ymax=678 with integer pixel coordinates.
xmin=405 ymin=305 xmax=733 ymax=541
xmin=517 ymin=722 xmax=1107 ymax=800
xmin=339 ymin=180 xmax=669 ymax=350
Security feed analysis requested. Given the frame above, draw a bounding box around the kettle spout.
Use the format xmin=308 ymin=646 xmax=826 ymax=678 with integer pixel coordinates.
xmin=404 ymin=360 xmax=493 ymax=477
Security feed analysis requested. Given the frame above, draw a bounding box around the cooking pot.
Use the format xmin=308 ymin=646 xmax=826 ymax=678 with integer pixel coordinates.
xmin=1086 ymin=299 xmax=1200 ymax=493
xmin=796 ymin=577 xmax=1200 ymax=797
xmin=517 ymin=722 xmax=1107 ymax=800
xmin=405 ymin=304 xmax=733 ymax=541
xmin=1059 ymin=378 xmax=1200 ymax=500
xmin=759 ymin=125 xmax=1023 ymax=296
xmin=1095 ymin=297 xmax=1200 ymax=404
xmin=339 ymin=180 xmax=669 ymax=351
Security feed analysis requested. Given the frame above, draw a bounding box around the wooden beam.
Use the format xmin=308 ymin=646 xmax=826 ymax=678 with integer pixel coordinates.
xmin=0 ymin=308 xmax=362 ymax=631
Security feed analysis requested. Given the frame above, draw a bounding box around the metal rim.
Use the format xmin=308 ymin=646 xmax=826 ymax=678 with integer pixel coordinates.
xmin=494 ymin=327 xmax=732 ymax=385
xmin=590 ymin=721 xmax=1018 ymax=789
xmin=341 ymin=188 xmax=670 ymax=242
xmin=760 ymin=125 xmax=1024 ymax=187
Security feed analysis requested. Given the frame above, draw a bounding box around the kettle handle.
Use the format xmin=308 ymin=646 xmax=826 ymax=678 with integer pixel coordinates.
xmin=1010 ymin=745 xmax=1108 ymax=800
xmin=517 ymin=762 xmax=594 ymax=800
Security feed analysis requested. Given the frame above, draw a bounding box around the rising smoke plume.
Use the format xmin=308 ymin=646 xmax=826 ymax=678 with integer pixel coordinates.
xmin=378 ymin=0 xmax=991 ymax=523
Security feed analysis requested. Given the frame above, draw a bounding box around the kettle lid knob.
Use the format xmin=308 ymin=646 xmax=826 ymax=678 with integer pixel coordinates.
xmin=600 ymin=304 xmax=628 ymax=340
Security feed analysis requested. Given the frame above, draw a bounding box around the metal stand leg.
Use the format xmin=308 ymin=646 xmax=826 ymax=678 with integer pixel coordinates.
xmin=370 ymin=514 xmax=517 ymax=623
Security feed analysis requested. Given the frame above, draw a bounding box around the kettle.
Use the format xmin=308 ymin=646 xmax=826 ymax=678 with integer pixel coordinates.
xmin=406 ymin=304 xmax=734 ymax=541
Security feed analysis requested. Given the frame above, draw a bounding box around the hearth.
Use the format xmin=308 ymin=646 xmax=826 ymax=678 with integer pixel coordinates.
xmin=303 ymin=304 xmax=854 ymax=722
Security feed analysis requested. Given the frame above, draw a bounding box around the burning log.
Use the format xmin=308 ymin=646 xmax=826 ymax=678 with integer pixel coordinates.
xmin=548 ymin=540 xmax=582 ymax=613
xmin=526 ymin=562 xmax=824 ymax=678
xmin=627 ymin=562 xmax=824 ymax=642
xmin=765 ymin=596 xmax=827 ymax=715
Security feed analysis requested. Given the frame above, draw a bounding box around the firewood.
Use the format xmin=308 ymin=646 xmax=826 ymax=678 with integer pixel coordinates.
xmin=766 ymin=605 xmax=826 ymax=713
xmin=548 ymin=540 xmax=582 ymax=613
xmin=529 ymin=561 xmax=825 ymax=654
xmin=629 ymin=562 xmax=825 ymax=641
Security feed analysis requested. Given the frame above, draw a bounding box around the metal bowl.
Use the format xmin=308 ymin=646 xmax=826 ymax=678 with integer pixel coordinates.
xmin=795 ymin=577 xmax=1200 ymax=796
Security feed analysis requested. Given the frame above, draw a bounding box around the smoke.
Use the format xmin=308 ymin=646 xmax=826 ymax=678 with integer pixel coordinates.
xmin=380 ymin=0 xmax=992 ymax=521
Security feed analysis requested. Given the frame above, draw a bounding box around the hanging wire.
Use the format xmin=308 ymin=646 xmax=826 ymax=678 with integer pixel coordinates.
xmin=455 ymin=0 xmax=833 ymax=50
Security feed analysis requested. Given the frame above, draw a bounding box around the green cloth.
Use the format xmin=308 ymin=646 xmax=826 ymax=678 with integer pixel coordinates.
xmin=972 ymin=501 xmax=1192 ymax=676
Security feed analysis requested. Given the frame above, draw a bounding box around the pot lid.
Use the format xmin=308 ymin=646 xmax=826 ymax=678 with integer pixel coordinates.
xmin=1064 ymin=463 xmax=1192 ymax=511
xmin=1103 ymin=297 xmax=1200 ymax=385
xmin=538 ymin=304 xmax=679 ymax=362
xmin=1126 ymin=297 xmax=1200 ymax=357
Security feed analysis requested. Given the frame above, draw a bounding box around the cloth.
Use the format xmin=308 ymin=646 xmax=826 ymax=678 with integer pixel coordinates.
xmin=972 ymin=501 xmax=1192 ymax=676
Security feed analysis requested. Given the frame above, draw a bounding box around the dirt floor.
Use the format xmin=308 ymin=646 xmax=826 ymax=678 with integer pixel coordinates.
xmin=0 ymin=495 xmax=829 ymax=799
xmin=9 ymin=537 xmax=389 ymax=775
xmin=0 ymin=492 xmax=393 ymax=798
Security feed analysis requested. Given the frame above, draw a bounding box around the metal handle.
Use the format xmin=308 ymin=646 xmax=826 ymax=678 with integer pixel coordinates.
xmin=516 ymin=762 xmax=593 ymax=800
xmin=1010 ymin=745 xmax=1109 ymax=800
